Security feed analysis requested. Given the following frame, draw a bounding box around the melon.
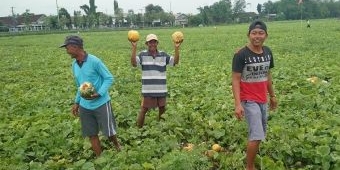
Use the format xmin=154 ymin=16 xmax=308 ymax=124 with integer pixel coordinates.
xmin=205 ymin=150 xmax=217 ymax=158
xmin=183 ymin=143 xmax=194 ymax=151
xmin=128 ymin=30 xmax=140 ymax=42
xmin=171 ymin=31 xmax=184 ymax=43
xmin=79 ymin=82 xmax=95 ymax=98
xmin=212 ymin=144 xmax=222 ymax=152
xmin=306 ymin=76 xmax=318 ymax=84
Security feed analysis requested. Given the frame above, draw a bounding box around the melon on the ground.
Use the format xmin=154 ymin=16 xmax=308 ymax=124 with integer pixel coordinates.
xmin=211 ymin=144 xmax=222 ymax=152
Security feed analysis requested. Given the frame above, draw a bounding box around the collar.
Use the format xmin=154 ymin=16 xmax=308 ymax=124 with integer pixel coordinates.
xmin=148 ymin=50 xmax=158 ymax=57
xmin=77 ymin=52 xmax=88 ymax=62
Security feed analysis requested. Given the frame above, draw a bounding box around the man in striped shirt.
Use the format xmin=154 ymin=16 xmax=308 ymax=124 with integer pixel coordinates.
xmin=130 ymin=34 xmax=182 ymax=128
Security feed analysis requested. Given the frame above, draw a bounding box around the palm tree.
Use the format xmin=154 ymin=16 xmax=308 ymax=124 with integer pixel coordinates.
xmin=80 ymin=0 xmax=98 ymax=28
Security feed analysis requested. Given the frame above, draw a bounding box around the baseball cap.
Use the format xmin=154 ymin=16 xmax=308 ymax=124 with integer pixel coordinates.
xmin=145 ymin=34 xmax=158 ymax=43
xmin=59 ymin=35 xmax=83 ymax=48
xmin=248 ymin=20 xmax=267 ymax=34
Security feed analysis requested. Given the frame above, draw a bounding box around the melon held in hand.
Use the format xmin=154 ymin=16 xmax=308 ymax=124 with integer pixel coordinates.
xmin=171 ymin=31 xmax=184 ymax=43
xmin=128 ymin=30 xmax=140 ymax=42
xmin=79 ymin=82 xmax=95 ymax=98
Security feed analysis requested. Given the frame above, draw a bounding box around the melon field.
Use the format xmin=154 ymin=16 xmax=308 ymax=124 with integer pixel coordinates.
xmin=1 ymin=19 xmax=340 ymax=170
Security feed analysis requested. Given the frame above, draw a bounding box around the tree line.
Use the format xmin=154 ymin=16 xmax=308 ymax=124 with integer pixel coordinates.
xmin=3 ymin=0 xmax=340 ymax=30
xmin=259 ymin=0 xmax=340 ymax=20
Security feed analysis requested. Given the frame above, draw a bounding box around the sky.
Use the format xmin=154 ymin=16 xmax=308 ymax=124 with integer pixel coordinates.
xmin=0 ymin=0 xmax=270 ymax=17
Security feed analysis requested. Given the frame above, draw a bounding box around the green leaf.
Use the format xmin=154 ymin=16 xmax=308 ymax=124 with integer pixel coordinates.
xmin=316 ymin=145 xmax=330 ymax=156
xmin=74 ymin=159 xmax=86 ymax=167
xmin=82 ymin=162 xmax=95 ymax=170
xmin=142 ymin=162 xmax=155 ymax=170
xmin=213 ymin=129 xmax=225 ymax=139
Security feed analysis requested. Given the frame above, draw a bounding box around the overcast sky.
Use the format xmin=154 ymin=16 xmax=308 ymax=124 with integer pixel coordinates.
xmin=0 ymin=0 xmax=271 ymax=17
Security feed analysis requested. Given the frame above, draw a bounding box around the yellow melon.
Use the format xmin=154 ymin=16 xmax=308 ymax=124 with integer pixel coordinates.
xmin=183 ymin=143 xmax=194 ymax=151
xmin=171 ymin=31 xmax=184 ymax=43
xmin=205 ymin=150 xmax=217 ymax=158
xmin=128 ymin=30 xmax=140 ymax=42
xmin=212 ymin=144 xmax=222 ymax=152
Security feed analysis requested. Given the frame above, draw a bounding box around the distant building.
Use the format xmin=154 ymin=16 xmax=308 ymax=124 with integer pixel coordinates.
xmin=152 ymin=19 xmax=161 ymax=27
xmin=267 ymin=13 xmax=277 ymax=20
xmin=174 ymin=13 xmax=188 ymax=26
xmin=0 ymin=14 xmax=48 ymax=32
xmin=235 ymin=12 xmax=258 ymax=23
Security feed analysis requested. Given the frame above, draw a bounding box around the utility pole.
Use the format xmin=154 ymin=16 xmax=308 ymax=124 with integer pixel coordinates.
xmin=300 ymin=3 xmax=303 ymax=29
xmin=139 ymin=8 xmax=144 ymax=28
xmin=11 ymin=7 xmax=17 ymax=28
xmin=112 ymin=1 xmax=116 ymax=27
xmin=11 ymin=7 xmax=15 ymax=16
xmin=56 ymin=0 xmax=60 ymax=28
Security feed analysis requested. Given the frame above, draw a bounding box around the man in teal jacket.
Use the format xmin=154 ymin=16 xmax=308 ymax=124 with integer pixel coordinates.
xmin=60 ymin=35 xmax=121 ymax=156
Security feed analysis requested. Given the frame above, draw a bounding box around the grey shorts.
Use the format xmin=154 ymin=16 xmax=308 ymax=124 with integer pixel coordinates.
xmin=79 ymin=101 xmax=117 ymax=137
xmin=242 ymin=101 xmax=268 ymax=141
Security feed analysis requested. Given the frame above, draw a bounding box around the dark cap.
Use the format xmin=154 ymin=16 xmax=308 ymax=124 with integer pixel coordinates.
xmin=59 ymin=35 xmax=83 ymax=48
xmin=248 ymin=20 xmax=267 ymax=34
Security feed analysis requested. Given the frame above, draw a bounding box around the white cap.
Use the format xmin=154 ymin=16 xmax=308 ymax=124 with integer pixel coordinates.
xmin=145 ymin=34 xmax=158 ymax=42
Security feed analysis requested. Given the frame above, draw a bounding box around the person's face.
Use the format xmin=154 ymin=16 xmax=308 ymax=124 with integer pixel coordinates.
xmin=65 ymin=44 xmax=79 ymax=58
xmin=146 ymin=39 xmax=158 ymax=52
xmin=248 ymin=28 xmax=267 ymax=47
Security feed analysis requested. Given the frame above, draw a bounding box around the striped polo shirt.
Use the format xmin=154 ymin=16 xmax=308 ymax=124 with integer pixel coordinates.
xmin=136 ymin=50 xmax=175 ymax=97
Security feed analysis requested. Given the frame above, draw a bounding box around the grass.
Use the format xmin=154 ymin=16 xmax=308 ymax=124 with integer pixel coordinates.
xmin=1 ymin=19 xmax=340 ymax=169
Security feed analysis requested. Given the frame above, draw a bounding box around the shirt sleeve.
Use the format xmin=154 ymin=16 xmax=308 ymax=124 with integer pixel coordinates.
xmin=264 ymin=46 xmax=274 ymax=69
xmin=136 ymin=56 xmax=141 ymax=67
xmin=163 ymin=51 xmax=174 ymax=66
xmin=95 ymin=60 xmax=114 ymax=97
xmin=168 ymin=56 xmax=175 ymax=66
xmin=72 ymin=63 xmax=81 ymax=104
xmin=232 ymin=52 xmax=244 ymax=73
xmin=270 ymin=54 xmax=274 ymax=69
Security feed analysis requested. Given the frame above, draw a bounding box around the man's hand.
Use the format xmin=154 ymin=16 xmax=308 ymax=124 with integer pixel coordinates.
xmin=234 ymin=104 xmax=244 ymax=120
xmin=71 ymin=104 xmax=80 ymax=117
xmin=269 ymin=97 xmax=278 ymax=111
xmin=130 ymin=41 xmax=137 ymax=48
xmin=83 ymin=92 xmax=100 ymax=100
xmin=174 ymin=41 xmax=182 ymax=48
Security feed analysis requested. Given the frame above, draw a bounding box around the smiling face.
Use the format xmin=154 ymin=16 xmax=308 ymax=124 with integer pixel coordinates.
xmin=146 ymin=39 xmax=158 ymax=53
xmin=248 ymin=28 xmax=267 ymax=47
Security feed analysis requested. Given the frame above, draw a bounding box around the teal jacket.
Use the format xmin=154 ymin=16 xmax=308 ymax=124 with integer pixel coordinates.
xmin=72 ymin=54 xmax=114 ymax=110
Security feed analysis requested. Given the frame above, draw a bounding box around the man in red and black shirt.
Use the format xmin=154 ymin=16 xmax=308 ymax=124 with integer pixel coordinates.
xmin=232 ymin=20 xmax=278 ymax=170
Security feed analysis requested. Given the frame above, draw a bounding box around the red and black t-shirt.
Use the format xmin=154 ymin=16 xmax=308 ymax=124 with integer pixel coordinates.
xmin=232 ymin=46 xmax=274 ymax=103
